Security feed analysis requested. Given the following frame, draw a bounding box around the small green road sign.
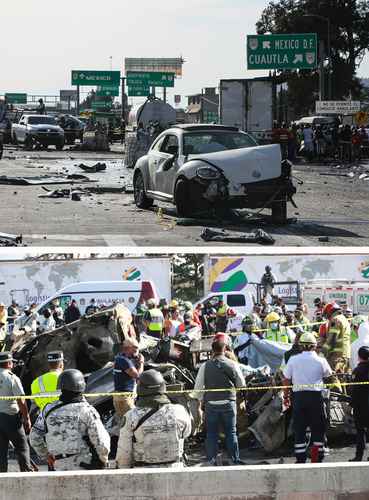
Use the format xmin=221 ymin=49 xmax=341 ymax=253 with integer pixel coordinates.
xmin=96 ymin=86 xmax=119 ymax=97
xmin=91 ymin=101 xmax=112 ymax=110
xmin=5 ymin=93 xmax=27 ymax=104
xmin=247 ymin=33 xmax=317 ymax=70
xmin=71 ymin=70 xmax=121 ymax=86
xmin=126 ymin=71 xmax=175 ymax=88
xmin=128 ymin=86 xmax=151 ymax=97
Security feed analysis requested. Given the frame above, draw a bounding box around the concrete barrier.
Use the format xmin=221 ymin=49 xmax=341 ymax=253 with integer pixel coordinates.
xmin=1 ymin=462 xmax=369 ymax=500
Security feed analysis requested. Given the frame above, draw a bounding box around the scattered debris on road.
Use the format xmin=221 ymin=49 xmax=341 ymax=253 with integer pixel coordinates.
xmin=0 ymin=232 xmax=23 ymax=246
xmin=200 ymin=227 xmax=275 ymax=245
xmin=0 ymin=175 xmax=94 ymax=186
xmin=77 ymin=162 xmax=107 ymax=173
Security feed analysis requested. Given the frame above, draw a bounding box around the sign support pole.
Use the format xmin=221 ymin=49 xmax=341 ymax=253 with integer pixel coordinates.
xmin=121 ymin=77 xmax=126 ymax=123
xmin=76 ymin=85 xmax=80 ymax=116
xmin=163 ymin=87 xmax=166 ymax=103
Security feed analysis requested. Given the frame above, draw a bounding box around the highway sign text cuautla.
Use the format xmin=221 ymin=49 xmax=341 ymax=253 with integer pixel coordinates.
xmin=247 ymin=33 xmax=317 ymax=70
xmin=71 ymin=70 xmax=121 ymax=86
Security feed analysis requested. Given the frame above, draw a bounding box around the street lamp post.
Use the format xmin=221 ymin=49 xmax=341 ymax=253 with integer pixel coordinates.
xmin=302 ymin=14 xmax=332 ymax=100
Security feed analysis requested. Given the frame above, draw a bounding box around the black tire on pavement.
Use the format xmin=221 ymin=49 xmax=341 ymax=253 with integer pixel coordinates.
xmin=24 ymin=135 xmax=33 ymax=151
xmin=134 ymin=171 xmax=153 ymax=209
xmin=175 ymin=179 xmax=193 ymax=217
xmin=271 ymin=195 xmax=288 ymax=224
xmin=56 ymin=142 xmax=64 ymax=151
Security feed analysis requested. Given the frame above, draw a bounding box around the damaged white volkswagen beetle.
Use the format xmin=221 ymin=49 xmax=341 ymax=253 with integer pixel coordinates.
xmin=133 ymin=124 xmax=296 ymax=223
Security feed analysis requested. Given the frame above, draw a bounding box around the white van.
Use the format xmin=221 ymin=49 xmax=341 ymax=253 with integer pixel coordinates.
xmin=195 ymin=291 xmax=254 ymax=317
xmin=35 ymin=280 xmax=158 ymax=315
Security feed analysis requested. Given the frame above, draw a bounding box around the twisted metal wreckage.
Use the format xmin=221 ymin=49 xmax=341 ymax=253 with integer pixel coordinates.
xmin=10 ymin=305 xmax=354 ymax=455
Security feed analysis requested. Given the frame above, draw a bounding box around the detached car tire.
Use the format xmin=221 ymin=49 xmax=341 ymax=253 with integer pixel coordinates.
xmin=271 ymin=195 xmax=288 ymax=224
xmin=134 ymin=171 xmax=153 ymax=209
xmin=175 ymin=179 xmax=193 ymax=218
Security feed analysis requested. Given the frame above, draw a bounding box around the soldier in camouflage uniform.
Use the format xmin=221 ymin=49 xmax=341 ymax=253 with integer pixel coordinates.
xmin=116 ymin=369 xmax=191 ymax=469
xmin=30 ymin=369 xmax=110 ymax=471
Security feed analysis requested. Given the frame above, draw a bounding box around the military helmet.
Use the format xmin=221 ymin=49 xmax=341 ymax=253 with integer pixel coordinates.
xmin=57 ymin=369 xmax=86 ymax=393
xmin=137 ymin=369 xmax=166 ymax=397
xmin=147 ymin=298 xmax=156 ymax=308
xmin=242 ymin=314 xmax=254 ymax=326
xmin=266 ymin=312 xmax=280 ymax=323
xmin=299 ymin=332 xmax=317 ymax=345
xmin=183 ymin=301 xmax=193 ymax=311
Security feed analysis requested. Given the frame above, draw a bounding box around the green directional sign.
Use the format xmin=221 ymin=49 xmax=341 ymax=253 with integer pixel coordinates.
xmin=128 ymin=86 xmax=151 ymax=97
xmin=247 ymin=33 xmax=317 ymax=70
xmin=126 ymin=71 xmax=175 ymax=88
xmin=91 ymin=101 xmax=112 ymax=110
xmin=96 ymin=85 xmax=119 ymax=97
xmin=5 ymin=93 xmax=27 ymax=104
xmin=71 ymin=70 xmax=121 ymax=86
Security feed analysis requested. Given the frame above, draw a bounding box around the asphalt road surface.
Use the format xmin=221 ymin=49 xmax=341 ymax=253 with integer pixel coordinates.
xmin=1 ymin=144 xmax=369 ymax=247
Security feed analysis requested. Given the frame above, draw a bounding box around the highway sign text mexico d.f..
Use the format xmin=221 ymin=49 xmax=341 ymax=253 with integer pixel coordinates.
xmin=247 ymin=33 xmax=317 ymax=70
xmin=71 ymin=70 xmax=121 ymax=86
xmin=126 ymin=71 xmax=175 ymax=88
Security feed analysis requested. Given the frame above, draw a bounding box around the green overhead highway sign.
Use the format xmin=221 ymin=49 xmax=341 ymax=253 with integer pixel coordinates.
xmin=71 ymin=70 xmax=121 ymax=86
xmin=5 ymin=93 xmax=27 ymax=104
xmin=91 ymin=101 xmax=112 ymax=110
xmin=96 ymin=85 xmax=119 ymax=97
xmin=247 ymin=33 xmax=317 ymax=70
xmin=128 ymin=86 xmax=151 ymax=97
xmin=126 ymin=71 xmax=175 ymax=88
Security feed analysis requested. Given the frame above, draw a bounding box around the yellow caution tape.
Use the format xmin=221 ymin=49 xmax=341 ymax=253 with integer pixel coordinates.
xmin=0 ymin=380 xmax=367 ymax=401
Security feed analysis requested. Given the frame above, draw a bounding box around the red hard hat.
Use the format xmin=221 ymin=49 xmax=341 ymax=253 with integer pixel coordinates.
xmin=323 ymin=302 xmax=340 ymax=317
xmin=227 ymin=308 xmax=236 ymax=317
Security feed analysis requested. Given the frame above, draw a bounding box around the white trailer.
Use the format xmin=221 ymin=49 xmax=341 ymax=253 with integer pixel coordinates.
xmin=219 ymin=78 xmax=274 ymax=139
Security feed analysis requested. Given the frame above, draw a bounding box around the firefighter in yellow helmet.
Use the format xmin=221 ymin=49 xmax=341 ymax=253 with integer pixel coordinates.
xmin=321 ymin=302 xmax=351 ymax=373
xmin=265 ymin=311 xmax=295 ymax=344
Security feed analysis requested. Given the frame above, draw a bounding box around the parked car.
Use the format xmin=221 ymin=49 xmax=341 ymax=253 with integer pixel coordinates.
xmin=12 ymin=114 xmax=65 ymax=150
xmin=133 ymin=124 xmax=296 ymax=223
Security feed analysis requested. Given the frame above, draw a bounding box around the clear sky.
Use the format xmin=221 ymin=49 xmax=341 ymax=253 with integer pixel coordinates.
xmin=1 ymin=0 xmax=368 ymax=104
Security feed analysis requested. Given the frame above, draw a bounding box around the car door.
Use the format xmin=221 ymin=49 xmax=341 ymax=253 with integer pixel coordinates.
xmin=154 ymin=134 xmax=180 ymax=198
xmin=17 ymin=117 xmax=26 ymax=142
xmin=146 ymin=134 xmax=167 ymax=193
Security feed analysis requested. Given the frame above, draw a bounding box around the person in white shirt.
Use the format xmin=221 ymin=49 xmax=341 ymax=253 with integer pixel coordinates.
xmin=37 ymin=309 xmax=56 ymax=334
xmin=283 ymin=332 xmax=332 ymax=464
xmin=350 ymin=321 xmax=369 ymax=371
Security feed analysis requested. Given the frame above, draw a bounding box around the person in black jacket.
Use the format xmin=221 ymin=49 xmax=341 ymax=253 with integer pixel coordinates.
xmin=349 ymin=346 xmax=369 ymax=461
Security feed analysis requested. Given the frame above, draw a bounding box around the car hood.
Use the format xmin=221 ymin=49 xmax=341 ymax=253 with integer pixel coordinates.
xmin=28 ymin=124 xmax=63 ymax=132
xmin=188 ymin=144 xmax=282 ymax=185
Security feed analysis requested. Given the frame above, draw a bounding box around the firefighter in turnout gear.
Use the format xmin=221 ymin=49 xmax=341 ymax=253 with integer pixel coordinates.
xmin=144 ymin=299 xmax=164 ymax=339
xmin=321 ymin=303 xmax=351 ymax=373
xmin=265 ymin=312 xmax=294 ymax=344
xmin=30 ymin=369 xmax=110 ymax=471
xmin=116 ymin=369 xmax=191 ymax=469
xmin=31 ymin=351 xmax=64 ymax=411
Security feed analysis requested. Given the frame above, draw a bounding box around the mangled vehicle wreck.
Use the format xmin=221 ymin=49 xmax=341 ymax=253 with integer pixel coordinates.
xmin=133 ymin=124 xmax=296 ymax=223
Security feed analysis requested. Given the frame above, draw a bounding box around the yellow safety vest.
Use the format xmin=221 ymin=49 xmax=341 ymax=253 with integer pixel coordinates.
xmin=31 ymin=371 xmax=60 ymax=410
xmin=148 ymin=308 xmax=163 ymax=332
xmin=217 ymin=305 xmax=228 ymax=317
xmin=265 ymin=327 xmax=290 ymax=344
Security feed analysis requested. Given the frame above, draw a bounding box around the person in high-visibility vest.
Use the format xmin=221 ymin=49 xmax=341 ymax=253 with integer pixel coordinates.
xmin=31 ymin=351 xmax=64 ymax=410
xmin=215 ymin=298 xmax=229 ymax=332
xmin=143 ymin=299 xmax=164 ymax=339
xmin=264 ymin=312 xmax=295 ymax=344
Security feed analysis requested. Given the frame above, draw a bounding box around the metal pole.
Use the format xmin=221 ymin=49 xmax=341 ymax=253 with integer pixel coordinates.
xmin=121 ymin=77 xmax=125 ymax=122
xmin=319 ymin=40 xmax=325 ymax=101
xmin=76 ymin=85 xmax=80 ymax=116
xmin=163 ymin=87 xmax=167 ymax=103
xmin=327 ymin=17 xmax=332 ymax=100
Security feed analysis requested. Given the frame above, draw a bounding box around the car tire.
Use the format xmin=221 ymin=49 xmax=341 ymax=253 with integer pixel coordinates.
xmin=134 ymin=171 xmax=153 ymax=209
xmin=271 ymin=195 xmax=288 ymax=224
xmin=24 ymin=135 xmax=33 ymax=151
xmin=12 ymin=132 xmax=18 ymax=145
xmin=175 ymin=179 xmax=193 ymax=217
xmin=56 ymin=142 xmax=64 ymax=151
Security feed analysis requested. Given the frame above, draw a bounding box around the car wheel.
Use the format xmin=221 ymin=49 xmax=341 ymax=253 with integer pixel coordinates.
xmin=175 ymin=179 xmax=193 ymax=217
xmin=271 ymin=195 xmax=288 ymax=224
xmin=134 ymin=171 xmax=153 ymax=209
xmin=12 ymin=132 xmax=18 ymax=145
xmin=56 ymin=142 xmax=64 ymax=151
xmin=24 ymin=135 xmax=33 ymax=151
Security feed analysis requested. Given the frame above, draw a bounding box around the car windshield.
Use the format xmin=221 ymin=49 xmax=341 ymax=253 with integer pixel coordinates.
xmin=183 ymin=130 xmax=258 ymax=155
xmin=28 ymin=116 xmax=57 ymax=125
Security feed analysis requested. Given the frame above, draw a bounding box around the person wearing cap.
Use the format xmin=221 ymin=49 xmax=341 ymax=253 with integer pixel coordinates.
xmin=64 ymin=299 xmax=81 ymax=325
xmin=0 ymin=352 xmax=33 ymax=472
xmin=31 ymin=351 xmax=64 ymax=411
xmin=116 ymin=369 xmax=191 ymax=468
xmin=30 ymin=369 xmax=110 ymax=471
xmin=283 ymin=333 xmax=333 ymax=463
xmin=264 ymin=312 xmax=295 ymax=344
xmin=294 ymin=307 xmax=310 ymax=332
xmin=349 ymin=346 xmax=369 ymax=461
xmin=193 ymin=338 xmax=246 ymax=466
xmin=322 ymin=302 xmax=351 ymax=373
xmin=143 ymin=298 xmax=164 ymax=339
xmin=225 ymin=308 xmax=243 ymax=333
xmin=233 ymin=316 xmax=255 ymax=365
